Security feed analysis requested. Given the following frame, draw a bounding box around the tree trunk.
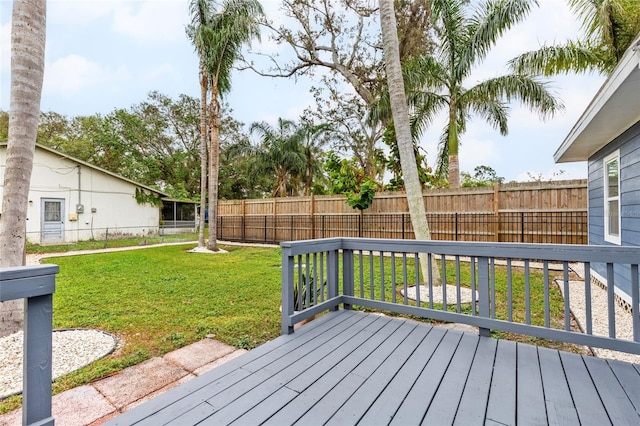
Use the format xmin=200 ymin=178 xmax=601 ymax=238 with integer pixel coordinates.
xmin=448 ymin=105 xmax=460 ymax=189
xmin=197 ymin=61 xmax=208 ymax=247
xmin=379 ymin=0 xmax=438 ymax=284
xmin=207 ymin=92 xmax=220 ymax=251
xmin=0 ymin=0 xmax=47 ymax=336
xmin=449 ymin=154 xmax=460 ymax=189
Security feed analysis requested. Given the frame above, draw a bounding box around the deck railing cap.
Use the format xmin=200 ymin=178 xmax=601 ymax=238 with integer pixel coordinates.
xmin=0 ymin=264 xmax=59 ymax=281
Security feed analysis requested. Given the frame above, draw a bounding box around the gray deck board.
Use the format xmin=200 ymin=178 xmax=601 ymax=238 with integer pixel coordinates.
xmin=583 ymin=355 xmax=640 ymax=425
xmin=452 ymin=337 xmax=498 ymax=425
xmin=326 ymin=324 xmax=432 ymax=424
xmin=204 ymin=314 xmax=385 ymax=424
xmin=296 ymin=321 xmax=419 ymax=425
xmin=517 ymin=344 xmax=547 ymax=425
xmin=104 ymin=310 xmax=640 ymax=426
xmin=263 ymin=319 xmax=404 ymax=425
xmin=389 ymin=329 xmax=464 ymax=425
xmin=485 ymin=339 xmax=517 ymax=426
xmin=608 ymin=359 xmax=640 ymax=413
xmin=537 ymin=346 xmax=580 ymax=425
xmin=357 ymin=326 xmax=447 ymax=425
xmin=560 ymin=351 xmax=611 ymax=425
xmin=421 ymin=333 xmax=480 ymax=425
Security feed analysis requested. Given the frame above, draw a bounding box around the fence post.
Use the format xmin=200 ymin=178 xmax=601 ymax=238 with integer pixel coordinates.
xmin=241 ymin=200 xmax=246 ymax=243
xmin=521 ymin=212 xmax=525 ymax=243
xmin=402 ymin=214 xmax=405 ymax=240
xmin=455 ymin=212 xmax=458 ymax=241
xmin=104 ymin=228 xmax=109 ymax=248
xmin=477 ymin=256 xmax=491 ymax=337
xmin=264 ymin=216 xmax=267 ymax=243
xmin=310 ymin=194 xmax=316 ymax=240
xmin=273 ymin=198 xmax=277 ymax=243
xmin=493 ymin=183 xmax=500 ymax=242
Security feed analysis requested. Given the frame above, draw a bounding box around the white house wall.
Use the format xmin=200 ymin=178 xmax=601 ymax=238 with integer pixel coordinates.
xmin=1 ymin=147 xmax=161 ymax=244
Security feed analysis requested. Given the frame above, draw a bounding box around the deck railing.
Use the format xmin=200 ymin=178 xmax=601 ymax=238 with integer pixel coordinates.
xmin=281 ymin=238 xmax=640 ymax=355
xmin=0 ymin=265 xmax=58 ymax=426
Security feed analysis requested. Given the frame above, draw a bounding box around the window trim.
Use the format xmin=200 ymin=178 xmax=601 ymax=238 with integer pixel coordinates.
xmin=603 ymin=150 xmax=621 ymax=245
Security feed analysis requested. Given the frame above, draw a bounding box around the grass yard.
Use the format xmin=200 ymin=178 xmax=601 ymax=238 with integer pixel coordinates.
xmin=1 ymin=243 xmax=283 ymax=414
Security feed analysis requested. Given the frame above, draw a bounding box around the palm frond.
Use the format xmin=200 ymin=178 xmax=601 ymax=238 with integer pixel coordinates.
xmin=467 ymin=74 xmax=563 ymax=121
xmin=463 ymin=0 xmax=536 ymax=72
xmin=508 ymin=42 xmax=613 ymax=75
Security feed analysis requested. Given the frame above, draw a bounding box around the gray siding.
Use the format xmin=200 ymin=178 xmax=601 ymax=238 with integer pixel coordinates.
xmin=588 ymin=120 xmax=640 ymax=297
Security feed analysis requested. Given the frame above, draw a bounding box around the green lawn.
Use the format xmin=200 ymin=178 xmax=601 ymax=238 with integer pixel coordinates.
xmin=1 ymin=243 xmax=283 ymax=413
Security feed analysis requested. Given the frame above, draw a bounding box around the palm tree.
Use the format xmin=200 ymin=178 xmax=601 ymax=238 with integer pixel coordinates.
xmin=0 ymin=0 xmax=47 ymax=335
xmin=408 ymin=0 xmax=561 ymax=188
xmin=193 ymin=0 xmax=263 ymax=250
xmin=509 ymin=0 xmax=640 ymax=75
xmin=251 ymin=119 xmax=307 ymax=197
xmin=379 ymin=0 xmax=436 ymax=284
xmin=298 ymin=122 xmax=331 ymax=195
xmin=187 ymin=0 xmax=213 ymax=248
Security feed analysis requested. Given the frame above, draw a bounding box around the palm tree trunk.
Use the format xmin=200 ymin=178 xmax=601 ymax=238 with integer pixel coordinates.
xmin=449 ymin=154 xmax=460 ymax=189
xmin=207 ymin=92 xmax=220 ymax=251
xmin=379 ymin=0 xmax=438 ymax=285
xmin=448 ymin=105 xmax=460 ymax=189
xmin=198 ymin=62 xmax=208 ymax=248
xmin=0 ymin=0 xmax=46 ymax=336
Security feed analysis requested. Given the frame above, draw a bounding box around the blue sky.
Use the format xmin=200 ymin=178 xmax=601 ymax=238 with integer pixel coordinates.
xmin=1 ymin=0 xmax=606 ymax=182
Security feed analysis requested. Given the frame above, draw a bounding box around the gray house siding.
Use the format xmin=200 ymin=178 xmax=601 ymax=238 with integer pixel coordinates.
xmin=588 ymin=121 xmax=640 ymax=298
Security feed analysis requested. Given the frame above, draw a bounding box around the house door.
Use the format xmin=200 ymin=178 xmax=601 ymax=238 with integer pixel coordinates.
xmin=41 ymin=198 xmax=65 ymax=244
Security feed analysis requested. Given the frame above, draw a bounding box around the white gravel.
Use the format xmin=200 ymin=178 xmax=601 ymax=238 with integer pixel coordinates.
xmin=402 ymin=284 xmax=477 ymax=305
xmin=0 ymin=329 xmax=117 ymax=399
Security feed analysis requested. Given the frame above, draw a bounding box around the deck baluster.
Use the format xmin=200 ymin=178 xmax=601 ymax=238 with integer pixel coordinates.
xmin=477 ymin=256 xmax=491 ymax=337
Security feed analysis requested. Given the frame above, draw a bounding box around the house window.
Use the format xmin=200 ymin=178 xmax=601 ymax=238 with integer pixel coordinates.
xmin=604 ymin=151 xmax=620 ymax=244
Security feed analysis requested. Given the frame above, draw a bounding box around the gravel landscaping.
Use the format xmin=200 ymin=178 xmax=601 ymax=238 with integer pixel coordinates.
xmin=0 ymin=329 xmax=117 ymax=399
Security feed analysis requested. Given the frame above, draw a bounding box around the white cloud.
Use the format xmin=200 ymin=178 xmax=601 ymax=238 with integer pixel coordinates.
xmin=112 ymin=0 xmax=189 ymax=44
xmin=43 ymin=54 xmax=129 ymax=95
xmin=47 ymin=0 xmax=127 ymax=25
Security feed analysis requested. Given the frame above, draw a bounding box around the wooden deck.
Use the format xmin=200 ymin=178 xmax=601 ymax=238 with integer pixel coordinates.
xmin=106 ymin=310 xmax=640 ymax=425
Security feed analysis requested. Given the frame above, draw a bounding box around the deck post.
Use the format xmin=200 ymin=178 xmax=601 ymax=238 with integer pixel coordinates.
xmin=0 ymin=265 xmax=58 ymax=426
xmin=24 ymin=293 xmax=54 ymax=426
xmin=342 ymin=249 xmax=354 ymax=310
xmin=477 ymin=256 xmax=491 ymax=337
xmin=327 ymin=249 xmax=339 ymax=311
xmin=281 ymin=247 xmax=295 ymax=334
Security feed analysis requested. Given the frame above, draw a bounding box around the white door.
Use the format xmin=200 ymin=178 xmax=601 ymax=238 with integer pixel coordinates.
xmin=41 ymin=198 xmax=65 ymax=244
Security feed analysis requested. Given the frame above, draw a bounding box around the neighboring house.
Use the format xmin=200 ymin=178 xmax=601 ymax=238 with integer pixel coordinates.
xmin=555 ymin=32 xmax=640 ymax=308
xmin=0 ymin=143 xmax=168 ymax=244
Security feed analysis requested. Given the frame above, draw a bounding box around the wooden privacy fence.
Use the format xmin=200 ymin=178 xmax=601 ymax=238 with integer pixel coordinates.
xmin=216 ymin=180 xmax=587 ymax=245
